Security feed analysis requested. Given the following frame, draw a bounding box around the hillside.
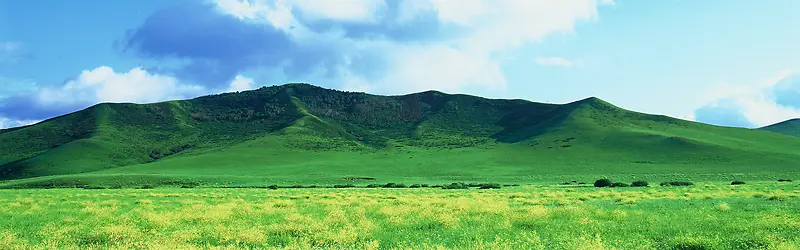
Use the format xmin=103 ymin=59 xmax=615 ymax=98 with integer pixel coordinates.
xmin=1 ymin=83 xmax=799 ymax=187
xmin=761 ymin=119 xmax=800 ymax=137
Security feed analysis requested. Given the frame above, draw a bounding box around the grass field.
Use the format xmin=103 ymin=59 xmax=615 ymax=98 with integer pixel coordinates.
xmin=1 ymin=182 xmax=798 ymax=249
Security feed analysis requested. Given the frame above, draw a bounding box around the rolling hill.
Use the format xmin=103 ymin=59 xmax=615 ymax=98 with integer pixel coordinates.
xmin=1 ymin=83 xmax=799 ymax=188
xmin=761 ymin=119 xmax=800 ymax=137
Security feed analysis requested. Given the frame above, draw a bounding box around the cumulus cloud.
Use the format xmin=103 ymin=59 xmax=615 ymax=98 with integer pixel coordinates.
xmin=368 ymin=44 xmax=506 ymax=93
xmin=122 ymin=2 xmax=298 ymax=86
xmin=122 ymin=0 xmax=612 ymax=94
xmin=0 ymin=66 xmax=206 ymax=121
xmin=38 ymin=66 xmax=206 ymax=105
xmin=694 ymin=71 xmax=800 ymax=128
xmin=226 ymin=75 xmax=257 ymax=92
xmin=535 ymin=57 xmax=576 ymax=67
xmin=289 ymin=0 xmax=387 ymax=22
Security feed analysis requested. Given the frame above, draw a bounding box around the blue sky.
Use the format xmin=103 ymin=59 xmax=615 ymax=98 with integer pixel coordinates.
xmin=1 ymin=0 xmax=799 ymax=129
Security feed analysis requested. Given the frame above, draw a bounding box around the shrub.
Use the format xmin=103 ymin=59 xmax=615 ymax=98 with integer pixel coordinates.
xmin=181 ymin=182 xmax=200 ymax=188
xmin=109 ymin=184 xmax=123 ymax=189
xmin=421 ymin=184 xmax=430 ymax=188
xmin=366 ymin=184 xmax=381 ymax=188
xmin=333 ymin=184 xmax=355 ymax=188
xmin=289 ymin=185 xmax=305 ymax=188
xmin=479 ymin=183 xmax=502 ymax=189
xmin=731 ymin=180 xmax=746 ymax=185
xmin=431 ymin=185 xmax=444 ymax=188
xmin=267 ymin=185 xmax=278 ymax=190
xmin=631 ymin=181 xmax=649 ymax=187
xmin=307 ymin=185 xmax=318 ymax=188
xmin=140 ymin=185 xmax=155 ymax=189
xmin=777 ymin=179 xmax=793 ymax=182
xmin=83 ymin=185 xmax=107 ymax=190
xmin=382 ymin=183 xmax=407 ymax=188
xmin=409 ymin=184 xmax=422 ymax=188
xmin=442 ymin=183 xmax=469 ymax=190
xmin=660 ymin=181 xmax=694 ymax=187
xmin=594 ymin=179 xmax=613 ymax=188
xmin=611 ymin=182 xmax=630 ymax=187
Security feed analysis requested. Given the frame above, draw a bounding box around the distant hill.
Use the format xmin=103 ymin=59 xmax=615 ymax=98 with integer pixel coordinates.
xmin=1 ymin=83 xmax=798 ymax=187
xmin=760 ymin=119 xmax=800 ymax=137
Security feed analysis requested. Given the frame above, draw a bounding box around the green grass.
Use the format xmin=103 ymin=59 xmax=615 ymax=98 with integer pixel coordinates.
xmin=2 ymin=83 xmax=799 ymax=187
xmin=761 ymin=119 xmax=800 ymax=137
xmin=0 ymin=182 xmax=797 ymax=249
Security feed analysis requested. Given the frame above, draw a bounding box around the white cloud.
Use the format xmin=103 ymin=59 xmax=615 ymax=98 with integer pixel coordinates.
xmin=36 ymin=66 xmax=207 ymax=106
xmin=226 ymin=75 xmax=257 ymax=92
xmin=210 ymin=0 xmax=264 ymax=19
xmin=427 ymin=0 xmax=485 ymax=26
xmin=340 ymin=71 xmax=374 ymax=93
xmin=0 ymin=117 xmax=38 ymax=129
xmin=376 ymin=45 xmax=506 ymax=93
xmin=535 ymin=57 xmax=576 ymax=67
xmin=448 ymin=0 xmax=611 ymax=51
xmin=210 ymin=0 xmax=611 ymax=93
xmin=212 ymin=0 xmax=385 ymax=29
xmin=694 ymin=70 xmax=800 ymax=128
xmin=290 ymin=0 xmax=386 ymax=22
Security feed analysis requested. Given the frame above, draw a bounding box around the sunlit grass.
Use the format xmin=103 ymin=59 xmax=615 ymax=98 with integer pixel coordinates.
xmin=0 ymin=182 xmax=797 ymax=249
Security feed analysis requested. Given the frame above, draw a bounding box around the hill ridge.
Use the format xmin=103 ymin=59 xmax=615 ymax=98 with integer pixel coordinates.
xmin=1 ymin=83 xmax=799 ymax=186
xmin=760 ymin=118 xmax=800 ymax=137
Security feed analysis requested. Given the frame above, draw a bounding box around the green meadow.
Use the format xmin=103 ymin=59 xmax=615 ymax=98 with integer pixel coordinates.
xmin=2 ymin=84 xmax=800 ymax=249
xmin=1 ymin=182 xmax=798 ymax=249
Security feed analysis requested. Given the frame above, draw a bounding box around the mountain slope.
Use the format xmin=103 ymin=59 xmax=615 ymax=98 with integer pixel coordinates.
xmin=760 ymin=119 xmax=800 ymax=137
xmin=1 ymin=83 xmax=799 ymax=186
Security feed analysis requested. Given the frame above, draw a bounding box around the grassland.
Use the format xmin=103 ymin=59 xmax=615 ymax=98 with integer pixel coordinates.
xmin=1 ymin=182 xmax=798 ymax=249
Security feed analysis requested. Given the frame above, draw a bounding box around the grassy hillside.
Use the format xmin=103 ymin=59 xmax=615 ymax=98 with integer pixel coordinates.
xmin=761 ymin=119 xmax=800 ymax=137
xmin=1 ymin=83 xmax=799 ymax=187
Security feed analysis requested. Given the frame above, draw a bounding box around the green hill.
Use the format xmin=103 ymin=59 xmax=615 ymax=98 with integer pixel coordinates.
xmin=1 ymin=83 xmax=799 ymax=188
xmin=760 ymin=119 xmax=800 ymax=137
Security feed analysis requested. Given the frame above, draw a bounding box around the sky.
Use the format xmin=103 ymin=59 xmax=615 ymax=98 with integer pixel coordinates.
xmin=1 ymin=0 xmax=799 ymax=129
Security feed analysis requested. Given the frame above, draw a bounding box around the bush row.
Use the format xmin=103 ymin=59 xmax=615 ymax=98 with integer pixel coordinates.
xmin=593 ymin=179 xmax=650 ymax=188
xmin=75 ymin=178 xmax=790 ymax=190
xmin=248 ymin=182 xmax=507 ymax=190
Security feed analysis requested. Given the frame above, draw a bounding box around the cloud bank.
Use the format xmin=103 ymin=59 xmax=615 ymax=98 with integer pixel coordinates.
xmin=0 ymin=66 xmax=206 ymax=123
xmin=694 ymin=71 xmax=800 ymax=128
xmin=122 ymin=0 xmax=612 ymax=93
xmin=2 ymin=0 xmax=612 ymax=128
